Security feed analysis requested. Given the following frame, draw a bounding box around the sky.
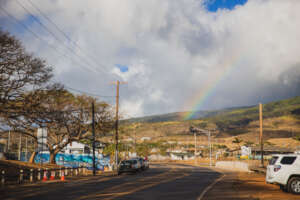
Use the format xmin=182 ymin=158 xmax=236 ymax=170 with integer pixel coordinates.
xmin=1 ymin=0 xmax=300 ymax=118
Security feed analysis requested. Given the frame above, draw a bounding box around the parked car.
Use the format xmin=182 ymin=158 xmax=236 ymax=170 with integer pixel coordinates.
xmin=118 ymin=159 xmax=141 ymax=175
xmin=132 ymin=157 xmax=149 ymax=170
xmin=266 ymin=154 xmax=300 ymax=194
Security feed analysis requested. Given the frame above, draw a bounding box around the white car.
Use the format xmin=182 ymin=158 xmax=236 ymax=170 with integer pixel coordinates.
xmin=266 ymin=154 xmax=300 ymax=194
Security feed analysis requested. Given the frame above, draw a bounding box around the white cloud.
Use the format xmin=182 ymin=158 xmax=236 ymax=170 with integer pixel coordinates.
xmin=1 ymin=0 xmax=300 ymax=117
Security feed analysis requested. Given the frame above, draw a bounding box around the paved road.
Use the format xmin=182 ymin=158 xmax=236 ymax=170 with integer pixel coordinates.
xmin=1 ymin=163 xmax=221 ymax=200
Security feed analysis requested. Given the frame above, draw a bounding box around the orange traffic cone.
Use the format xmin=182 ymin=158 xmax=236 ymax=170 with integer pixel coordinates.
xmin=50 ymin=171 xmax=55 ymax=180
xmin=61 ymin=171 xmax=65 ymax=181
xmin=42 ymin=171 xmax=48 ymax=181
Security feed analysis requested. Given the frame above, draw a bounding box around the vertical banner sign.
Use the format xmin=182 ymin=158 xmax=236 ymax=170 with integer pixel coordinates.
xmin=37 ymin=128 xmax=47 ymax=152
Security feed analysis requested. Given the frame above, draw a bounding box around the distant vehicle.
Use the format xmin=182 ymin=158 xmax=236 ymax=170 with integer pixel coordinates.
xmin=118 ymin=159 xmax=141 ymax=175
xmin=132 ymin=157 xmax=149 ymax=170
xmin=266 ymin=154 xmax=300 ymax=194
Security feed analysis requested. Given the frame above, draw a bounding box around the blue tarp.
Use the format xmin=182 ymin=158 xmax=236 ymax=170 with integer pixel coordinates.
xmin=34 ymin=153 xmax=110 ymax=169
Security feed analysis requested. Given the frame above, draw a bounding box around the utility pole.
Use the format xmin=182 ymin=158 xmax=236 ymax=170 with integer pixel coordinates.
xmin=209 ymin=130 xmax=212 ymax=167
xmin=194 ymin=132 xmax=197 ymax=164
xmin=115 ymin=80 xmax=120 ymax=168
xmin=259 ymin=103 xmax=264 ymax=167
xmin=92 ymin=101 xmax=96 ymax=176
xmin=112 ymin=80 xmax=126 ymax=169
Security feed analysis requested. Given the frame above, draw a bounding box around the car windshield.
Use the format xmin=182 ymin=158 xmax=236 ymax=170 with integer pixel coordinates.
xmin=269 ymin=156 xmax=279 ymax=165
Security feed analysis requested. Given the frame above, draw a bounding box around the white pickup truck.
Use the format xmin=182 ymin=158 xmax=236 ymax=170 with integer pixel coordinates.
xmin=266 ymin=154 xmax=300 ymax=194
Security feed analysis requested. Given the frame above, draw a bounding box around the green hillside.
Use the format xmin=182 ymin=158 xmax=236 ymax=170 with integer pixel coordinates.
xmin=206 ymin=96 xmax=300 ymax=132
xmin=120 ymin=96 xmax=300 ymax=141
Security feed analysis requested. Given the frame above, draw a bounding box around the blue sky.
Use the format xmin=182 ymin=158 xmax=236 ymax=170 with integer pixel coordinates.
xmin=204 ymin=0 xmax=248 ymax=12
xmin=115 ymin=64 xmax=129 ymax=73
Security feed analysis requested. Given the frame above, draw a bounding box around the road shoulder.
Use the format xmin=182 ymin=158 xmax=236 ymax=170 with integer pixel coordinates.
xmin=203 ymin=170 xmax=297 ymax=200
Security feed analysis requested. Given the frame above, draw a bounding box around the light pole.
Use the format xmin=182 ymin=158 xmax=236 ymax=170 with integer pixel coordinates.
xmin=190 ymin=126 xmax=213 ymax=167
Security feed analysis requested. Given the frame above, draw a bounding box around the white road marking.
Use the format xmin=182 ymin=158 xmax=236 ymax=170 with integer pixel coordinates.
xmin=197 ymin=173 xmax=226 ymax=200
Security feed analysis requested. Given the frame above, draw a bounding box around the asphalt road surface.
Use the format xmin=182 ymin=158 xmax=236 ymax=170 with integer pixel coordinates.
xmin=1 ymin=163 xmax=221 ymax=200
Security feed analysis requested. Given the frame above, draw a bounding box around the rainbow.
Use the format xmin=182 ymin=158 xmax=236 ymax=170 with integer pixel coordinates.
xmin=182 ymin=51 xmax=244 ymax=120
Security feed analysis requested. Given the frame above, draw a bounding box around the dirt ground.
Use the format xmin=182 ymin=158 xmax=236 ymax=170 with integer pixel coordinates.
xmin=204 ymin=171 xmax=299 ymax=200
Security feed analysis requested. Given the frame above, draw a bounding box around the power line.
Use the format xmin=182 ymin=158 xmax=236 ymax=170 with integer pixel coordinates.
xmin=15 ymin=0 xmax=113 ymax=76
xmin=0 ymin=8 xmax=116 ymax=100
xmin=26 ymin=0 xmax=112 ymax=74
xmin=0 ymin=7 xmax=97 ymax=74
xmin=50 ymin=79 xmax=115 ymax=99
xmin=65 ymin=85 xmax=115 ymax=98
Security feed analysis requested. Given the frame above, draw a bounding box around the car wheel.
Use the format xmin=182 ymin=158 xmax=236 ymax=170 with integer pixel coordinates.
xmin=280 ymin=185 xmax=288 ymax=192
xmin=288 ymin=177 xmax=300 ymax=194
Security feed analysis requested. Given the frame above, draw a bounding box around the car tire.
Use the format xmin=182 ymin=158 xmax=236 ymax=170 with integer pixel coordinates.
xmin=280 ymin=185 xmax=288 ymax=192
xmin=288 ymin=177 xmax=300 ymax=194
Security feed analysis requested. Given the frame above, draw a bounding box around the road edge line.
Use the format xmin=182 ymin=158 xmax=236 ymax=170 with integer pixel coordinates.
xmin=197 ymin=172 xmax=226 ymax=200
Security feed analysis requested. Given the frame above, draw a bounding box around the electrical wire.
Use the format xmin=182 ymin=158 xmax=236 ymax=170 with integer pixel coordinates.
xmin=26 ymin=0 xmax=113 ymax=74
xmin=0 ymin=7 xmax=98 ymax=74
xmin=15 ymin=0 xmax=114 ymax=77
xmin=0 ymin=5 xmax=118 ymax=102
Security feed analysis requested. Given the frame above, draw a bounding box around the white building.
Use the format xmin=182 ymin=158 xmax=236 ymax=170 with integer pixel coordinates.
xmin=140 ymin=137 xmax=151 ymax=141
xmin=63 ymin=141 xmax=90 ymax=154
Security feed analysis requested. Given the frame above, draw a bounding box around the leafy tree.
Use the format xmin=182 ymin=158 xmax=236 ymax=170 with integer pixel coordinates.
xmin=0 ymin=30 xmax=52 ymax=119
xmin=8 ymin=89 xmax=113 ymax=164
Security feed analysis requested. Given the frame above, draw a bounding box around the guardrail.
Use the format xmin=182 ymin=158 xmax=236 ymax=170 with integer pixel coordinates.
xmin=0 ymin=166 xmax=86 ymax=187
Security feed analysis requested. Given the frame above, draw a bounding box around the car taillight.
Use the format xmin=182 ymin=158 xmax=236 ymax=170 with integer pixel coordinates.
xmin=274 ymin=165 xmax=281 ymax=172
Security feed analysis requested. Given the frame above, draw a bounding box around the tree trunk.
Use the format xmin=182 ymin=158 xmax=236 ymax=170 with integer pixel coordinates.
xmin=29 ymin=152 xmax=37 ymax=163
xmin=49 ymin=152 xmax=56 ymax=164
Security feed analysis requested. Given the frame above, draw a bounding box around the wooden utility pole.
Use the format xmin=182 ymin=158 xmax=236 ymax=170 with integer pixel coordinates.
xmin=194 ymin=132 xmax=197 ymax=164
xmin=112 ymin=80 xmax=126 ymax=169
xmin=92 ymin=101 xmax=96 ymax=176
xmin=259 ymin=103 xmax=264 ymax=167
xmin=115 ymin=80 xmax=120 ymax=167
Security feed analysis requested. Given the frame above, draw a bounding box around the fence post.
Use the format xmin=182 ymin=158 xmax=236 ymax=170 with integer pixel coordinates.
xmin=19 ymin=169 xmax=23 ymax=184
xmin=37 ymin=168 xmax=41 ymax=181
xmin=65 ymin=168 xmax=68 ymax=176
xmin=60 ymin=168 xmax=62 ymax=177
xmin=1 ymin=170 xmax=5 ymax=186
xmin=30 ymin=169 xmax=33 ymax=183
xmin=75 ymin=168 xmax=78 ymax=176
xmin=71 ymin=168 xmax=73 ymax=176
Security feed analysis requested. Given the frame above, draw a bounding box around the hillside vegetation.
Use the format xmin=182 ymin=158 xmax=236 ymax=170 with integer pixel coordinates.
xmin=117 ymin=96 xmax=300 ymax=149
